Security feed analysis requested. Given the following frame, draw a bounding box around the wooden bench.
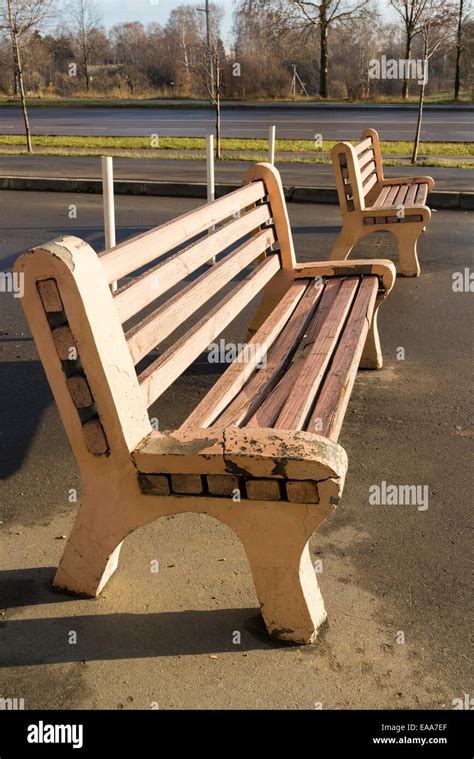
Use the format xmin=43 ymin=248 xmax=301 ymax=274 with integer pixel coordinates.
xmin=331 ymin=128 xmax=434 ymax=277
xmin=15 ymin=163 xmax=396 ymax=645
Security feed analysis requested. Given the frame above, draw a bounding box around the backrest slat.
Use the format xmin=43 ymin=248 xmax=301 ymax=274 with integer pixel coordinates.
xmin=99 ymin=180 xmax=267 ymax=284
xmin=332 ymin=129 xmax=384 ymax=212
xmin=114 ymin=202 xmax=272 ymax=324
xmin=126 ymin=226 xmax=276 ymax=365
xmin=139 ymin=254 xmax=281 ymax=408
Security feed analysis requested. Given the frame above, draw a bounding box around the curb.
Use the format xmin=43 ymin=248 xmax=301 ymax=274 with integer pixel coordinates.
xmin=0 ymin=176 xmax=472 ymax=210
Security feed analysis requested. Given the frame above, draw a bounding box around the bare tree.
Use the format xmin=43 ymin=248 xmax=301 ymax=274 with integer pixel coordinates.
xmin=411 ymin=1 xmax=457 ymax=163
xmin=454 ymin=0 xmax=471 ymax=99
xmin=390 ymin=0 xmax=432 ymax=99
xmin=0 ymin=0 xmax=57 ymax=152
xmin=242 ymin=0 xmax=371 ymax=98
xmin=69 ymin=0 xmax=102 ymax=92
xmin=200 ymin=39 xmax=225 ymax=158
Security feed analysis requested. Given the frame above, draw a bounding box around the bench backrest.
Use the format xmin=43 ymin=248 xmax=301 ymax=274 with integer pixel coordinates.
xmin=331 ymin=128 xmax=383 ymax=212
xmin=15 ymin=163 xmax=295 ymax=468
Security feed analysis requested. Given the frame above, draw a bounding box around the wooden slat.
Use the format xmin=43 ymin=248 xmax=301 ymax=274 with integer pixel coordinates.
xmin=139 ymin=254 xmax=281 ymax=408
xmin=306 ymin=277 xmax=378 ymax=441
xmin=274 ymin=278 xmax=359 ymax=431
xmin=126 ymin=226 xmax=276 ymax=365
xmin=385 ymin=185 xmax=400 ymax=205
xmin=99 ymin=180 xmax=267 ymax=284
xmin=37 ymin=279 xmax=63 ymax=312
xmin=358 ymin=149 xmax=375 ymax=172
xmin=360 ymin=161 xmax=376 ymax=183
xmin=114 ymin=203 xmax=272 ymax=324
xmin=373 ymin=185 xmax=391 ymax=207
xmin=213 ymin=279 xmax=324 ymax=428
xmin=404 ymin=184 xmax=418 ymax=205
xmin=394 ymin=185 xmax=409 ymax=206
xmin=363 ymin=172 xmax=378 ymax=197
xmin=246 ymin=279 xmax=342 ymax=428
xmin=181 ymin=281 xmax=309 ymax=429
xmin=355 ymin=137 xmax=373 ymax=155
xmin=415 ymin=183 xmax=428 ymax=205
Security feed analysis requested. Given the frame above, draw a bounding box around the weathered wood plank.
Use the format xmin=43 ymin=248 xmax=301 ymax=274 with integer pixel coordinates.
xmin=214 ymin=279 xmax=324 ymax=428
xmin=181 ymin=280 xmax=309 ymax=429
xmin=373 ymin=185 xmax=391 ymax=207
xmin=67 ymin=376 xmax=93 ymax=408
xmin=139 ymin=254 xmax=281 ymax=408
xmin=100 ymin=180 xmax=267 ymax=284
xmin=385 ymin=185 xmax=400 ymax=205
xmin=307 ymin=277 xmax=378 ymax=441
xmin=363 ymin=172 xmax=378 ymax=197
xmin=126 ymin=226 xmax=276 ymax=365
xmin=404 ymin=184 xmax=418 ymax=205
xmin=286 ymin=480 xmax=319 ymax=503
xmin=246 ymin=280 xmax=343 ymax=428
xmin=114 ymin=202 xmax=272 ymax=323
xmin=394 ymin=185 xmax=409 ymax=206
xmin=415 ymin=182 xmax=428 ymax=205
xmin=274 ymin=278 xmax=359 ymax=430
xmin=355 ymin=136 xmax=372 ymax=155
xmin=245 ymin=478 xmax=281 ymax=501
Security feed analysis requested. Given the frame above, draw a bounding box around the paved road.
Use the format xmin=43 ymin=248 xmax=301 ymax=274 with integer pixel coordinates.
xmin=0 ymin=154 xmax=472 ymax=191
xmin=0 ymin=105 xmax=472 ymax=141
xmin=0 ymin=190 xmax=472 ymax=710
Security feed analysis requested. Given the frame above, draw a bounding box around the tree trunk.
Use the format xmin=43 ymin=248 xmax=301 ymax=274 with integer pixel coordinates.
xmin=403 ymin=35 xmax=412 ymax=99
xmin=319 ymin=23 xmax=328 ymax=98
xmin=454 ymin=0 xmax=464 ymax=100
xmin=6 ymin=0 xmax=32 ymax=152
xmin=411 ymin=77 xmax=425 ymax=164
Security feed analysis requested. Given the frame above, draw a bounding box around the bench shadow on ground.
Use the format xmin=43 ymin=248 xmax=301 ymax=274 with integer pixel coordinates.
xmin=0 ymin=360 xmax=52 ymax=479
xmin=0 ymin=569 xmax=287 ymax=664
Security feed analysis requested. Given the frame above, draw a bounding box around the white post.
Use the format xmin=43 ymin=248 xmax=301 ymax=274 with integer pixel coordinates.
xmin=206 ymin=134 xmax=216 ymax=264
xmin=268 ymin=125 xmax=276 ymax=165
xmin=102 ymin=156 xmax=117 ymax=291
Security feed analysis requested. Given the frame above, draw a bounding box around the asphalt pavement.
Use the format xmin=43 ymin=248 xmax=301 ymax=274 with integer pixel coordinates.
xmin=0 ymin=104 xmax=472 ymax=141
xmin=0 ymin=190 xmax=472 ymax=709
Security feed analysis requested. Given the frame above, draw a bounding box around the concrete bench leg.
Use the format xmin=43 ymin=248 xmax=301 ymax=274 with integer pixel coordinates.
xmin=53 ymin=492 xmax=129 ymax=597
xmin=395 ymin=227 xmax=422 ymax=277
xmin=233 ymin=507 xmax=329 ymax=644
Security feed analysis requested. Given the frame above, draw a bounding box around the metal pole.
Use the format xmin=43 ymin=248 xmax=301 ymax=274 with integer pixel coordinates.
xmin=268 ymin=125 xmax=276 ymax=165
xmin=206 ymin=134 xmax=216 ymax=264
xmin=102 ymin=156 xmax=117 ymax=291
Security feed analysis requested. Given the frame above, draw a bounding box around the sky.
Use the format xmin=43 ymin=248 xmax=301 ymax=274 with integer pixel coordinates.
xmin=96 ymin=0 xmax=236 ymax=43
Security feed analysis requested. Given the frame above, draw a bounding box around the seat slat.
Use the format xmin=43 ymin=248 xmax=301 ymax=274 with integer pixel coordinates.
xmin=404 ymin=184 xmax=418 ymax=205
xmin=245 ymin=279 xmax=342 ymax=428
xmin=355 ymin=136 xmax=373 ymax=155
xmin=126 ymin=226 xmax=276 ymax=365
xmin=273 ymin=278 xmax=359 ymax=430
xmin=100 ymin=180 xmax=267 ymax=284
xmin=373 ymin=185 xmax=391 ymax=207
xmin=213 ymin=279 xmax=325 ymax=428
xmin=384 ymin=185 xmax=400 ymax=205
xmin=138 ymin=254 xmax=281 ymax=408
xmin=394 ymin=185 xmax=409 ymax=206
xmin=306 ymin=277 xmax=379 ymax=441
xmin=415 ymin=182 xmax=428 ymax=205
xmin=180 ymin=281 xmax=310 ymax=429
xmin=114 ymin=203 xmax=272 ymax=323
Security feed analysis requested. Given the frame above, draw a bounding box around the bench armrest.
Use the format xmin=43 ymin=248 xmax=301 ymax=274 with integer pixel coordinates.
xmin=362 ymin=205 xmax=431 ymax=222
xmin=293 ymin=259 xmax=396 ymax=295
xmin=382 ymin=176 xmax=435 ymax=192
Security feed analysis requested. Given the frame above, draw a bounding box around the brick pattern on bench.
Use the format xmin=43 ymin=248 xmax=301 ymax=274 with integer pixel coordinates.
xmin=37 ymin=277 xmax=110 ymax=456
xmin=331 ymin=127 xmax=434 ymax=277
